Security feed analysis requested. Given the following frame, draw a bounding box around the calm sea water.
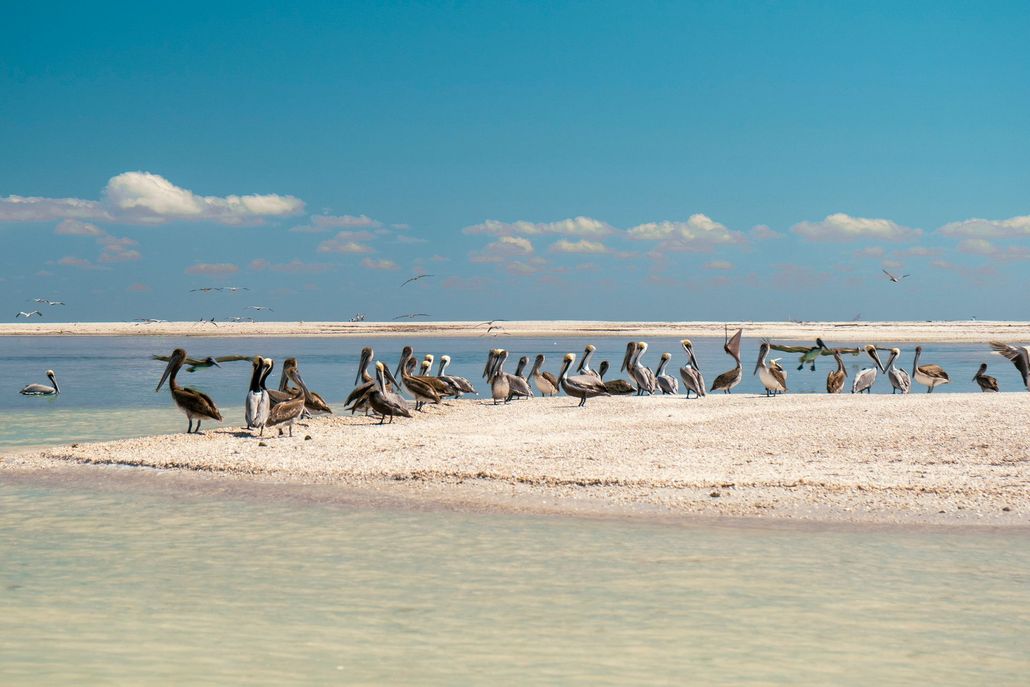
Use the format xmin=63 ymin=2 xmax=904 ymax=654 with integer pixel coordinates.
xmin=0 ymin=336 xmax=1016 ymax=449
xmin=0 ymin=479 xmax=1027 ymax=685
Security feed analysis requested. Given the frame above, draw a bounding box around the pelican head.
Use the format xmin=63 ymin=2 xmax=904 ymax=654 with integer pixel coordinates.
xmin=598 ymin=360 xmax=609 ymax=379
xmin=156 ymin=348 xmax=187 ymax=391
xmin=356 ymin=347 xmax=373 ymax=385
xmin=660 ymin=352 xmax=671 ymax=361
xmin=754 ymin=342 xmax=770 ymax=375
xmin=424 ymin=353 xmax=435 ymax=365
xmin=621 ymin=341 xmax=636 ymax=372
xmin=577 ymin=344 xmax=596 ymax=372
xmin=681 ymin=339 xmax=693 ymax=350
xmin=202 ymin=356 xmax=221 ymax=368
xmin=46 ymin=369 xmax=60 ymax=394
xmin=396 ymin=345 xmax=414 ymax=378
xmin=559 ymin=352 xmax=576 ymax=381
xmin=815 ymin=337 xmax=828 ymax=351
xmin=865 ymin=344 xmax=885 ymax=371
xmin=637 ymin=341 xmax=648 ymax=353
xmin=974 ymin=363 xmax=988 ymax=381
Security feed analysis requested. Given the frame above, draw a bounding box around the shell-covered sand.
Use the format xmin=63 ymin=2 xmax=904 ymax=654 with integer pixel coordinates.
xmin=5 ymin=393 xmax=1028 ymax=526
xmin=3 ymin=319 xmax=1030 ymax=342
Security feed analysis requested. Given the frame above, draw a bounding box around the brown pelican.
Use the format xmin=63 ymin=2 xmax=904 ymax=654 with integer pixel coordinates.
xmin=655 ymin=353 xmax=679 ymax=395
xmin=852 ymin=345 xmax=885 ymax=394
xmin=280 ymin=358 xmax=333 ymax=414
xmin=156 ymin=349 xmax=223 ymax=433
xmin=882 ymin=348 xmax=911 ymax=394
xmin=710 ymin=329 xmax=743 ymax=393
xmin=988 ymin=342 xmax=1030 ymax=391
xmin=528 ymin=354 xmax=559 ymax=397
xmin=558 ymin=353 xmax=610 ymax=406
xmin=436 ymin=355 xmax=477 ymax=397
xmin=625 ymin=342 xmax=657 ymax=395
xmin=754 ymin=342 xmax=788 ymax=396
xmin=397 ymin=347 xmax=442 ymax=411
xmin=509 ymin=355 xmax=533 ymax=400
xmin=577 ymin=344 xmax=601 ymax=378
xmin=678 ymin=340 xmax=705 ymax=399
xmin=825 ymin=350 xmax=847 ymax=393
xmin=399 ymin=347 xmax=451 ymax=398
xmin=345 ymin=346 xmax=377 ymax=414
xmin=245 ymin=357 xmax=271 ymax=434
xmin=597 ymin=360 xmax=636 ymax=395
xmin=265 ymin=363 xmax=310 ymax=437
xmin=485 ymin=349 xmax=533 ymax=403
xmin=20 ymin=369 xmax=60 ymax=396
xmin=912 ymin=346 xmax=949 ymax=393
xmin=973 ymin=363 xmax=999 ymax=392
xmin=364 ymin=362 xmax=413 ymax=423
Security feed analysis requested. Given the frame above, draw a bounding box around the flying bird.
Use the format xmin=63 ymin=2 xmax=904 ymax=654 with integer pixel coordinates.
xmin=223 ymin=287 xmax=249 ymax=292
xmin=392 ymin=313 xmax=431 ymax=320
xmin=246 ymin=305 xmax=273 ymax=311
xmin=989 ymin=342 xmax=1030 ymax=391
xmin=882 ymin=269 xmax=910 ymax=283
xmin=33 ymin=299 xmax=65 ymax=306
xmin=190 ymin=287 xmax=223 ymax=293
xmin=400 ymin=273 xmax=433 ymax=287
xmin=16 ymin=311 xmax=43 ymax=318
xmin=133 ymin=318 xmax=167 ymax=325
xmin=227 ymin=316 xmax=256 ymax=323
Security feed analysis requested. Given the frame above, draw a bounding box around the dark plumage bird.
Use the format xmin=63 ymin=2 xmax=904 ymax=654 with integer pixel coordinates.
xmin=598 ymin=360 xmax=636 ymax=395
xmin=973 ymin=363 xmax=999 ymax=392
xmin=156 ymin=348 xmax=223 ymax=434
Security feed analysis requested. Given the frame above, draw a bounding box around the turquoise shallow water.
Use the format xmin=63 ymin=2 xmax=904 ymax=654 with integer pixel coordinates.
xmin=1 ymin=478 xmax=1028 ymax=685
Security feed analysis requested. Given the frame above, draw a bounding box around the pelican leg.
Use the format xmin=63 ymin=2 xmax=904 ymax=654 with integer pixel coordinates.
xmin=379 ymin=414 xmax=386 ymax=425
xmin=578 ymin=396 xmax=587 ymax=407
xmin=195 ymin=421 xmax=202 ymax=434
xmin=186 ymin=419 xmax=193 ymax=433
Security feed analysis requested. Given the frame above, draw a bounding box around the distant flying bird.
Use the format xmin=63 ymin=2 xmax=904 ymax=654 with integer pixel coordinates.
xmin=190 ymin=287 xmax=223 ymax=293
xmin=400 ymin=273 xmax=433 ymax=287
xmin=152 ymin=353 xmax=252 ymax=372
xmin=476 ymin=320 xmax=508 ymax=327
xmin=392 ymin=313 xmax=431 ymax=320
xmin=16 ymin=311 xmax=43 ymax=318
xmin=350 ymin=313 xmax=366 ymax=322
xmin=133 ymin=318 xmax=167 ymax=325
xmin=246 ymin=305 xmax=273 ymax=311
xmin=33 ymin=299 xmax=65 ymax=306
xmin=882 ymin=269 xmax=910 ymax=283
xmin=223 ymin=287 xmax=249 ymax=292
xmin=227 ymin=316 xmax=256 ymax=323
xmin=196 ymin=317 xmax=218 ymax=326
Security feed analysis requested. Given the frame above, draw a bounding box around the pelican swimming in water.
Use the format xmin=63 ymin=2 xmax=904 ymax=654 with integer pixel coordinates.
xmin=156 ymin=348 xmax=223 ymax=434
xmin=597 ymin=360 xmax=636 ymax=395
xmin=655 ymin=352 xmax=679 ymax=395
xmin=528 ymin=354 xmax=559 ymax=397
xmin=436 ymin=355 xmax=477 ymax=397
xmin=558 ymin=353 xmax=609 ymax=407
xmin=710 ymin=329 xmax=743 ymax=394
xmin=678 ymin=340 xmax=705 ymax=399
xmin=973 ymin=363 xmax=999 ymax=392
xmin=245 ymin=357 xmax=271 ymax=434
xmin=989 ymin=342 xmax=1030 ymax=391
xmin=883 ymin=347 xmax=911 ymax=394
xmin=754 ymin=342 xmax=788 ymax=396
xmin=625 ymin=342 xmax=657 ymax=396
xmin=851 ymin=345 xmax=885 ymax=394
xmin=912 ymin=346 xmax=949 ymax=393
xmin=20 ymin=369 xmax=60 ymax=396
xmin=577 ymin=344 xmax=601 ymax=378
xmin=825 ymin=350 xmax=847 ymax=394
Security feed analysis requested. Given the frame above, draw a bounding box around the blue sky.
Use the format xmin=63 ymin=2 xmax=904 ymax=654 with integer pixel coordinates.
xmin=2 ymin=1 xmax=1029 ymax=322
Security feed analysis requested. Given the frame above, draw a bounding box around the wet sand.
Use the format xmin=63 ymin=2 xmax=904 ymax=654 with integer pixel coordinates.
xmin=2 ymin=319 xmax=1029 ymax=342
xmin=3 ymin=393 xmax=1028 ymax=527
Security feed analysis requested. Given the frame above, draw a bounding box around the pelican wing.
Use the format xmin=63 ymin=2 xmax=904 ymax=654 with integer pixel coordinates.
xmin=267 ymin=396 xmax=304 ymax=426
xmin=604 ymin=379 xmax=636 ymax=395
xmin=565 ymin=373 xmax=609 ymax=396
xmin=990 ymin=342 xmax=1030 ymax=386
xmin=917 ymin=364 xmax=949 ymax=381
xmin=175 ymin=387 xmax=223 ymax=421
xmin=769 ymin=365 xmax=788 ymax=391
xmin=888 ymin=367 xmax=911 ymax=393
xmin=541 ymin=371 xmax=559 ymax=388
xmin=505 ymin=374 xmax=533 ymax=397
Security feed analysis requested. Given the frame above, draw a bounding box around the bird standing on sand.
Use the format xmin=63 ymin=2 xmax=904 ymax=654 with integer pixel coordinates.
xmin=754 ymin=342 xmax=788 ymax=396
xmin=973 ymin=363 xmax=999 ymax=392
xmin=156 ymin=348 xmax=223 ymax=434
xmin=598 ymin=360 xmax=636 ymax=395
xmin=245 ymin=357 xmax=271 ymax=434
xmin=852 ymin=345 xmax=885 ymax=394
xmin=711 ymin=329 xmax=744 ymax=393
xmin=882 ymin=348 xmax=911 ymax=394
xmin=678 ymin=340 xmax=705 ymax=399
xmin=825 ymin=350 xmax=847 ymax=394
xmin=655 ymin=352 xmax=679 ymax=395
xmin=557 ymin=353 xmax=610 ymax=407
xmin=20 ymin=370 xmax=60 ymax=396
xmin=528 ymin=354 xmax=559 ymax=397
xmin=912 ymin=346 xmax=949 ymax=393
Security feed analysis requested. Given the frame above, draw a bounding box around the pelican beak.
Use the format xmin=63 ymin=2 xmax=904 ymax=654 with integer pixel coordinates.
xmin=689 ymin=350 xmax=700 ymax=371
xmin=210 ymin=360 xmax=222 ymax=368
xmin=355 ymin=350 xmax=369 ymax=385
xmin=621 ymin=345 xmax=633 ymax=372
xmin=753 ymin=359 xmax=761 ymax=375
xmin=156 ymin=358 xmax=174 ymax=391
xmin=871 ymin=348 xmax=885 ymax=372
xmin=49 ymin=372 xmax=60 ymax=394
xmin=383 ymin=365 xmax=401 ymax=388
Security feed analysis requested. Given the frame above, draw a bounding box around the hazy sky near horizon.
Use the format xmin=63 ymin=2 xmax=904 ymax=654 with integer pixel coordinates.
xmin=2 ymin=1 xmax=1029 ymax=323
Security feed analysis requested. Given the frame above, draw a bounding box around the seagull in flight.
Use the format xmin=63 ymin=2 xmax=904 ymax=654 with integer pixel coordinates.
xmin=227 ymin=316 xmax=256 ymax=323
xmin=133 ymin=318 xmax=167 ymax=325
xmin=223 ymin=287 xmax=250 ymax=292
xmin=475 ymin=319 xmax=508 ymax=327
xmin=246 ymin=305 xmax=273 ymax=311
xmin=190 ymin=287 xmax=223 ymax=293
xmin=400 ymin=273 xmax=434 ymax=287
xmin=33 ymin=299 xmax=65 ymax=306
xmin=882 ymin=269 xmax=910 ymax=283
xmin=16 ymin=311 xmax=43 ymax=318
xmin=392 ymin=313 xmax=431 ymax=320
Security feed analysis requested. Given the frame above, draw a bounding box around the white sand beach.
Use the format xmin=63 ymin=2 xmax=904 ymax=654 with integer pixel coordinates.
xmin=4 ymin=393 xmax=1028 ymax=526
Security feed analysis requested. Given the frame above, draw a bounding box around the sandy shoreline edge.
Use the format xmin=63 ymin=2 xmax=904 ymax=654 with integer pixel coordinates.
xmin=4 ymin=394 xmax=1028 ymax=528
xmin=2 ymin=319 xmax=1030 ymax=342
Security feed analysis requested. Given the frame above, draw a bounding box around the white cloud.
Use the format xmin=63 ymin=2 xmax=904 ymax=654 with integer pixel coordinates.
xmin=0 ymin=171 xmax=304 ymax=225
xmin=938 ymin=215 xmax=1030 ymax=238
xmin=289 ymin=214 xmax=380 ymax=233
xmin=98 ymin=235 xmax=140 ymax=263
xmin=361 ymin=258 xmax=398 ymax=270
xmin=704 ymin=260 xmax=734 ymax=270
xmin=250 ymin=258 xmax=333 ymax=273
xmin=464 ymin=216 xmax=614 ymax=237
xmin=957 ymin=238 xmax=996 ymax=255
xmin=750 ymin=225 xmax=782 ymax=240
xmin=317 ymin=232 xmax=376 ymax=254
xmin=791 ymin=213 xmax=921 ymax=242
xmin=470 ymin=236 xmax=535 ymax=263
xmin=56 ymin=256 xmax=102 ymax=269
xmin=55 ymin=219 xmax=105 ymax=236
xmin=550 ymin=239 xmax=608 ymax=254
xmin=627 ymin=214 xmax=743 ymax=251
xmin=185 ymin=262 xmax=239 ymax=275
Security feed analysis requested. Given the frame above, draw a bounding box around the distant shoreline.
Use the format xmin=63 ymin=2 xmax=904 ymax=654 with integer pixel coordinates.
xmin=1 ymin=320 xmax=1028 ymax=343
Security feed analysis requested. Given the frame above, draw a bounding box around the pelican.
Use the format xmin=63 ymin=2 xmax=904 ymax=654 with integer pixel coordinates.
xmin=626 ymin=342 xmax=657 ymax=396
xmin=655 ymin=353 xmax=679 ymax=395
xmin=279 ymin=358 xmax=332 ymax=414
xmin=754 ymin=342 xmax=788 ymax=396
xmin=989 ymin=342 xmax=1030 ymax=391
xmin=912 ymin=346 xmax=949 ymax=393
xmin=577 ymin=344 xmax=601 ymax=378
xmin=20 ymin=369 xmax=60 ymax=396
xmin=345 ymin=346 xmax=377 ymax=414
xmin=597 ymin=360 xmax=636 ymax=395
xmin=486 ymin=349 xmax=533 ymax=403
xmin=397 ymin=347 xmax=442 ymax=411
xmin=710 ymin=329 xmax=743 ymax=394
xmin=509 ymin=355 xmax=533 ymax=400
xmin=265 ymin=362 xmax=310 ymax=437
xmin=678 ymin=339 xmax=706 ymax=399
xmin=882 ymin=348 xmax=911 ymax=394
xmin=345 ymin=362 xmax=406 ymax=419
xmin=557 ymin=353 xmax=610 ymax=407
xmin=436 ymin=355 xmax=477 ymax=397
xmin=528 ymin=354 xmax=559 ymax=397
xmin=156 ymin=348 xmax=223 ymax=433
xmin=245 ymin=357 xmax=271 ymax=434
xmin=16 ymin=311 xmax=42 ymax=318
xmin=973 ymin=363 xmax=999 ymax=392
xmin=825 ymin=350 xmax=847 ymax=394
xmin=363 ymin=362 xmax=413 ymax=423
xmin=851 ymin=345 xmax=885 ymax=394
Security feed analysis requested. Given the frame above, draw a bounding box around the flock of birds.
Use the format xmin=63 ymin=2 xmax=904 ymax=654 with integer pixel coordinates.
xmin=22 ymin=335 xmax=1030 ymax=439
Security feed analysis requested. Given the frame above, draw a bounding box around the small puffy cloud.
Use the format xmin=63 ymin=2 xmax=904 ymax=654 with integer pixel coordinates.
xmin=0 ymin=171 xmax=304 ymax=225
xmin=854 ymin=246 xmax=885 ymax=258
xmin=791 ymin=213 xmax=921 ymax=242
xmin=704 ymin=260 xmax=733 ymax=270
xmin=185 ymin=262 xmax=239 ymax=275
xmin=290 ymin=214 xmax=381 ymax=233
xmin=98 ymin=235 xmax=140 ymax=263
xmin=770 ymin=263 xmax=830 ymax=290
xmin=750 ymin=225 xmax=783 ymax=240
xmin=958 ymin=238 xmax=996 ymax=255
xmin=57 ymin=256 xmax=97 ymax=269
xmin=317 ymin=232 xmax=376 ymax=254
xmin=895 ymin=246 xmax=941 ymax=257
xmin=627 ymin=214 xmax=743 ymax=251
xmin=881 ymin=258 xmax=904 ymax=270
xmin=938 ymin=215 xmax=1030 ymax=238
xmin=361 ymin=258 xmax=398 ymax=270
xmin=55 ymin=219 xmax=104 ymax=236
xmin=957 ymin=239 xmax=1030 ymax=261
xmin=550 ymin=239 xmax=607 ymax=254
xmin=470 ymin=236 xmax=535 ymax=263
xmin=249 ymin=258 xmax=333 ymax=273
xmin=464 ymin=216 xmax=614 ymax=237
